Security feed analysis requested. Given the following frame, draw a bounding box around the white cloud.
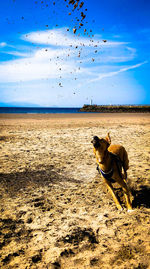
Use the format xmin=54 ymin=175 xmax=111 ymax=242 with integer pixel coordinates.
xmin=87 ymin=61 xmax=148 ymax=83
xmin=34 ymin=47 xmax=72 ymax=60
xmin=0 ymin=45 xmax=87 ymax=83
xmin=2 ymin=51 xmax=29 ymax=57
xmin=0 ymin=42 xmax=7 ymax=47
xmin=0 ymin=28 xmax=138 ymax=84
xmin=22 ymin=28 xmax=128 ymax=48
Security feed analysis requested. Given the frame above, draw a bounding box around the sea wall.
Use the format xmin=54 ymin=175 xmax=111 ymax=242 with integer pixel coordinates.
xmin=80 ymin=105 xmax=150 ymax=113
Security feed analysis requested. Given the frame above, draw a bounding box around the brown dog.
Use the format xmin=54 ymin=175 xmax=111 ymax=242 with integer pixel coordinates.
xmin=91 ymin=133 xmax=133 ymax=211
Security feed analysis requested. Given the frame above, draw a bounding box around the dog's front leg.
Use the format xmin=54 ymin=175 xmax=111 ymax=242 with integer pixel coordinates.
xmin=118 ymin=180 xmax=133 ymax=211
xmin=104 ymin=179 xmax=123 ymax=210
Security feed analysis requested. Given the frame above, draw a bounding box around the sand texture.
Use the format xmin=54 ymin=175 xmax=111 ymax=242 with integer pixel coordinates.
xmin=0 ymin=113 xmax=150 ymax=269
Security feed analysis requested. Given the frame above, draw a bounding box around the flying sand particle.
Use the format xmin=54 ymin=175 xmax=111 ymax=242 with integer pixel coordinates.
xmin=73 ymin=28 xmax=77 ymax=34
xmin=73 ymin=2 xmax=78 ymax=10
xmin=79 ymin=2 xmax=84 ymax=9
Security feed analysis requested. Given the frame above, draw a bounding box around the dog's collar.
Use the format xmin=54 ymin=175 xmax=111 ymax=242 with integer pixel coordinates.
xmin=96 ymin=151 xmax=123 ymax=183
xmin=99 ymin=167 xmax=114 ymax=179
xmin=97 ymin=164 xmax=115 ymax=183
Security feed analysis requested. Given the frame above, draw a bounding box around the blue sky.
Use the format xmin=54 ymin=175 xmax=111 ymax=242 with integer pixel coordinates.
xmin=0 ymin=0 xmax=150 ymax=107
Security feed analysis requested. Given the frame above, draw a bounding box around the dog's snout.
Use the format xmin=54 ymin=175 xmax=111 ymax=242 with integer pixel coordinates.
xmin=93 ymin=136 xmax=99 ymax=141
xmin=91 ymin=136 xmax=100 ymax=148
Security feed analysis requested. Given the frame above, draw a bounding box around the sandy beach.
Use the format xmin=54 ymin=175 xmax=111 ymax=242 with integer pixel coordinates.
xmin=0 ymin=113 xmax=150 ymax=269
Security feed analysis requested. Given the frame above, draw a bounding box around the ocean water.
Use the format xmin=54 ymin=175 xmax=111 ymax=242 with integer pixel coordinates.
xmin=0 ymin=107 xmax=82 ymax=114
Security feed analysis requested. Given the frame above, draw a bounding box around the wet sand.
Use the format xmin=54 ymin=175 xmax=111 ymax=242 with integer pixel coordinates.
xmin=0 ymin=113 xmax=150 ymax=268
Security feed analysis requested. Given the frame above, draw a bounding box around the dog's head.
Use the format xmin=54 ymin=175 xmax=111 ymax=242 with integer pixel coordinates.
xmin=91 ymin=133 xmax=111 ymax=153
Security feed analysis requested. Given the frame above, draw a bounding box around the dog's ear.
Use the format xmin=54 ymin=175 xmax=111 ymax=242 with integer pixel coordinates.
xmin=105 ymin=132 xmax=111 ymax=145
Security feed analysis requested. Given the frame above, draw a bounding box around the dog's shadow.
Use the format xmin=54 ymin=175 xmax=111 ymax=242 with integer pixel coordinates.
xmin=132 ymin=185 xmax=150 ymax=209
